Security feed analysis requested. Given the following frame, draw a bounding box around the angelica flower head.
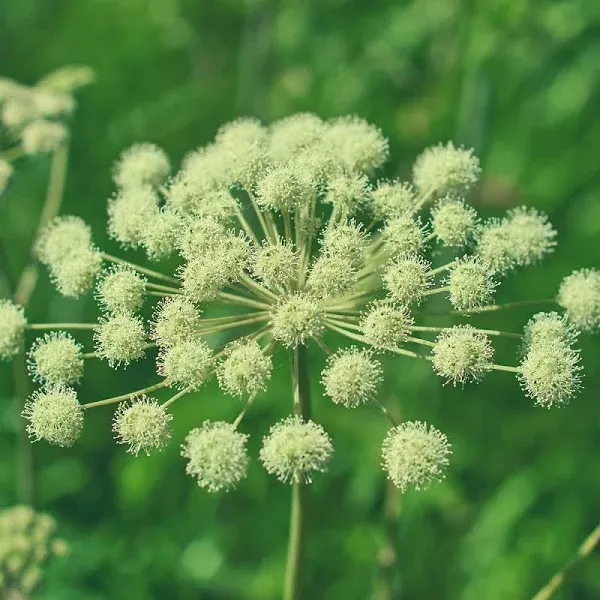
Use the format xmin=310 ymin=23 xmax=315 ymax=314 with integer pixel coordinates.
xmin=321 ymin=347 xmax=382 ymax=407
xmin=251 ymin=241 xmax=299 ymax=291
xmin=22 ymin=387 xmax=83 ymax=447
xmin=113 ymin=143 xmax=170 ymax=190
xmin=383 ymin=216 xmax=428 ymax=258
xmin=96 ymin=266 xmax=146 ymax=315
xmin=151 ymin=296 xmax=202 ymax=348
xmin=431 ymin=325 xmax=494 ymax=385
xmin=27 ymin=332 xmax=83 ymax=387
xmin=259 ymin=416 xmax=333 ymax=484
xmin=140 ymin=209 xmax=180 ymax=261
xmin=370 ymin=181 xmax=416 ymax=221
xmin=217 ymin=340 xmax=272 ymax=398
xmin=381 ymin=421 xmax=451 ymax=492
xmin=113 ymin=396 xmax=172 ymax=455
xmin=0 ymin=300 xmax=27 ymax=361
xmin=157 ymin=339 xmax=213 ymax=390
xmin=360 ymin=301 xmax=413 ymax=350
xmin=383 ymin=255 xmax=431 ymax=306
xmin=431 ymin=198 xmax=478 ymax=247
xmin=447 ymin=256 xmax=497 ymax=311
xmin=519 ymin=340 xmax=582 ymax=408
xmin=413 ymin=142 xmax=480 ymax=197
xmin=523 ymin=312 xmax=577 ymax=349
xmin=108 ymin=185 xmax=159 ymax=249
xmin=320 ymin=221 xmax=369 ymax=268
xmin=21 ymin=120 xmax=68 ymax=154
xmin=269 ymin=113 xmax=325 ymax=163
xmin=0 ymin=505 xmax=69 ymax=596
xmin=181 ymin=421 xmax=249 ymax=492
xmin=20 ymin=111 xmax=599 ymax=507
xmin=323 ymin=115 xmax=389 ymax=174
xmin=307 ymin=254 xmax=357 ymax=299
xmin=94 ymin=313 xmax=146 ymax=368
xmin=323 ymin=173 xmax=370 ymax=215
xmin=270 ymin=293 xmax=324 ymax=347
xmin=256 ymin=165 xmax=314 ymax=212
xmin=36 ymin=216 xmax=102 ymax=297
xmin=476 ymin=208 xmax=556 ymax=274
xmin=557 ymin=268 xmax=600 ymax=332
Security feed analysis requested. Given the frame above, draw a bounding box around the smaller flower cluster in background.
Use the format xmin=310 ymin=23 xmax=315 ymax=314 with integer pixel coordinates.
xmin=0 ymin=506 xmax=69 ymax=598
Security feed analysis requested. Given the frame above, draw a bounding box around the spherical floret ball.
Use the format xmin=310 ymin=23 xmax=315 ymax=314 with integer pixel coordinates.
xmin=321 ymin=347 xmax=382 ymax=408
xmin=0 ymin=300 xmax=27 ymax=361
xmin=217 ymin=340 xmax=273 ymax=398
xmin=431 ymin=325 xmax=494 ymax=385
xmin=22 ymin=387 xmax=83 ymax=447
xmin=270 ymin=293 xmax=324 ymax=347
xmin=113 ymin=396 xmax=172 ymax=455
xmin=381 ymin=421 xmax=451 ymax=492
xmin=27 ymin=332 xmax=83 ymax=386
xmin=181 ymin=421 xmax=250 ymax=492
xmin=259 ymin=416 xmax=333 ymax=484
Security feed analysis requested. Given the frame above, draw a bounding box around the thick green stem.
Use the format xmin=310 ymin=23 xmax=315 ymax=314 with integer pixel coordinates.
xmin=285 ymin=345 xmax=311 ymax=600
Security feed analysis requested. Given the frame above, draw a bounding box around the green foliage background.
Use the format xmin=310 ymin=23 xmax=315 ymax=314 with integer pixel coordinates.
xmin=1 ymin=0 xmax=600 ymax=598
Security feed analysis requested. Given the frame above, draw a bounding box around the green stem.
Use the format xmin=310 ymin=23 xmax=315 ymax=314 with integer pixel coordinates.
xmin=0 ymin=146 xmax=24 ymax=161
xmin=489 ymin=364 xmax=520 ymax=374
xmin=146 ymin=281 xmax=182 ymax=294
xmin=324 ymin=320 xmax=429 ymax=361
xmin=82 ymin=381 xmax=167 ymax=409
xmin=410 ymin=325 xmax=522 ymax=340
xmin=285 ymin=345 xmax=311 ymax=600
xmin=196 ymin=314 xmax=270 ymax=335
xmin=218 ymin=291 xmax=271 ymax=310
xmin=532 ymin=522 xmax=600 ymax=600
xmin=27 ymin=323 xmax=96 ymax=331
xmin=13 ymin=143 xmax=69 ymax=506
xmin=456 ymin=299 xmax=556 ymax=314
xmin=233 ymin=393 xmax=257 ymax=428
xmin=15 ymin=143 xmax=70 ymax=306
xmin=101 ymin=252 xmax=179 ymax=285
xmin=163 ymin=386 xmax=193 ymax=409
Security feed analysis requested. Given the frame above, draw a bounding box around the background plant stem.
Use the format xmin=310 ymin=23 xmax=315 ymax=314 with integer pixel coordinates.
xmin=13 ymin=142 xmax=70 ymax=505
xmin=284 ymin=346 xmax=311 ymax=600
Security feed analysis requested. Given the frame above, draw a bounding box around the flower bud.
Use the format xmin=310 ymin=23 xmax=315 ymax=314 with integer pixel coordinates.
xmin=383 ymin=256 xmax=431 ymax=306
xmin=360 ymin=301 xmax=413 ymax=350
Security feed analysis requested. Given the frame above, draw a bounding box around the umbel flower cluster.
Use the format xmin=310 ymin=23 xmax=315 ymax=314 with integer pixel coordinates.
xmin=2 ymin=114 xmax=599 ymax=494
xmin=0 ymin=67 xmax=93 ymax=180
xmin=0 ymin=506 xmax=69 ymax=598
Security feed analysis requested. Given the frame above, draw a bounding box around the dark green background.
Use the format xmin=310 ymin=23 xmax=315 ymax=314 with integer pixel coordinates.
xmin=1 ymin=0 xmax=599 ymax=598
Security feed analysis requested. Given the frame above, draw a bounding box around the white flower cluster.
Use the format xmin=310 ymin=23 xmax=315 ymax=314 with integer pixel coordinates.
xmin=0 ymin=112 xmax=596 ymax=496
